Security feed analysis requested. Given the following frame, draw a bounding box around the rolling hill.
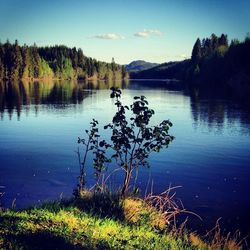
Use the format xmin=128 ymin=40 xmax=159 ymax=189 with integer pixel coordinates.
xmin=125 ymin=60 xmax=159 ymax=72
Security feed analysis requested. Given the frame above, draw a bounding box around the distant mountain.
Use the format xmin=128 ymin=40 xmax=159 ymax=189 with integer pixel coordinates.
xmin=130 ymin=60 xmax=191 ymax=80
xmin=125 ymin=60 xmax=159 ymax=72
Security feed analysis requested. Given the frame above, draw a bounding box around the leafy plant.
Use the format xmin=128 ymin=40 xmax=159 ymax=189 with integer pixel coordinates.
xmin=106 ymin=87 xmax=174 ymax=195
xmin=75 ymin=119 xmax=110 ymax=197
xmin=77 ymin=87 xmax=174 ymax=196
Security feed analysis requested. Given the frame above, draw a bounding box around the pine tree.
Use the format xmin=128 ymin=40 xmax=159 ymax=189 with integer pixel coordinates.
xmin=71 ymin=47 xmax=78 ymax=69
xmin=0 ymin=41 xmax=128 ymax=81
xmin=191 ymin=38 xmax=202 ymax=63
xmin=31 ymin=46 xmax=41 ymax=78
xmin=219 ymin=34 xmax=228 ymax=47
xmin=211 ymin=33 xmax=219 ymax=50
xmin=0 ymin=43 xmax=5 ymax=80
xmin=203 ymin=38 xmax=213 ymax=57
xmin=77 ymin=48 xmax=84 ymax=67
xmin=3 ymin=40 xmax=12 ymax=78
xmin=10 ymin=40 xmax=23 ymax=79
xmin=22 ymin=47 xmax=32 ymax=79
xmin=0 ymin=58 xmax=4 ymax=80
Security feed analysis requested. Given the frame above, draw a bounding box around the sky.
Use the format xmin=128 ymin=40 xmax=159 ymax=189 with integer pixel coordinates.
xmin=0 ymin=0 xmax=250 ymax=64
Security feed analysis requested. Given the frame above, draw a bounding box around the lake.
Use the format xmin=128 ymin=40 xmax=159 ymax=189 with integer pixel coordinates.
xmin=0 ymin=79 xmax=250 ymax=236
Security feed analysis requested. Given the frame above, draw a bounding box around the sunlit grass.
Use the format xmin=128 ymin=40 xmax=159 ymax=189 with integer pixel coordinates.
xmin=0 ymin=206 xmax=189 ymax=249
xmin=0 ymin=193 xmax=243 ymax=249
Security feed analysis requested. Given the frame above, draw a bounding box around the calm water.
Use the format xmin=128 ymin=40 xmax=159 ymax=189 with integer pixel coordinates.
xmin=0 ymin=80 xmax=250 ymax=235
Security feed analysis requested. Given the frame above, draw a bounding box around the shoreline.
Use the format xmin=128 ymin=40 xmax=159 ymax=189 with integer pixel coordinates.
xmin=0 ymin=193 xmax=244 ymax=249
xmin=0 ymin=76 xmax=129 ymax=82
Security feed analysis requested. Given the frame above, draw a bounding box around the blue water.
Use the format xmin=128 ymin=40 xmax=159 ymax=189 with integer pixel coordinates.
xmin=0 ymin=80 xmax=250 ymax=235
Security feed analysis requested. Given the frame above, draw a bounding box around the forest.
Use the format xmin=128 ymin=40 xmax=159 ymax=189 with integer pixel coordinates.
xmin=132 ymin=33 xmax=250 ymax=94
xmin=0 ymin=40 xmax=129 ymax=81
xmin=188 ymin=33 xmax=250 ymax=89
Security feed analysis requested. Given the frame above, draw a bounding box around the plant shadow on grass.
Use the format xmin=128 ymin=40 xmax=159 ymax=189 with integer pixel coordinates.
xmin=0 ymin=198 xmax=127 ymax=250
xmin=0 ymin=214 xmax=82 ymax=249
xmin=30 ymin=190 xmax=125 ymax=223
xmin=1 ymin=232 xmax=85 ymax=250
xmin=71 ymin=192 xmax=125 ymax=221
xmin=0 ymin=212 xmax=112 ymax=250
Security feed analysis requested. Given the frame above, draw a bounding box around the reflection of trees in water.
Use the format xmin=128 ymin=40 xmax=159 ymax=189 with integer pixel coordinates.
xmin=83 ymin=79 xmax=129 ymax=90
xmin=128 ymin=79 xmax=183 ymax=91
xmin=0 ymin=81 xmax=23 ymax=119
xmin=0 ymin=80 xmax=129 ymax=119
xmin=190 ymin=88 xmax=250 ymax=132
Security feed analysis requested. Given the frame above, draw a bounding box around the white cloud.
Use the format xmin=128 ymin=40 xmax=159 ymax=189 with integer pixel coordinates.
xmin=92 ymin=33 xmax=125 ymax=40
xmin=134 ymin=29 xmax=163 ymax=38
xmin=134 ymin=31 xmax=150 ymax=38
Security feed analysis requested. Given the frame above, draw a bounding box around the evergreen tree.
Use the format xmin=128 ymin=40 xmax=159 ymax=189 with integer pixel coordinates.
xmin=77 ymin=48 xmax=85 ymax=67
xmin=0 ymin=43 xmax=5 ymax=80
xmin=3 ymin=40 xmax=12 ymax=78
xmin=203 ymin=38 xmax=213 ymax=57
xmin=230 ymin=39 xmax=240 ymax=47
xmin=61 ymin=57 xmax=74 ymax=79
xmin=10 ymin=40 xmax=23 ymax=79
xmin=71 ymin=47 xmax=78 ymax=69
xmin=22 ymin=47 xmax=32 ymax=78
xmin=219 ymin=34 xmax=228 ymax=47
xmin=191 ymin=38 xmax=202 ymax=63
xmin=38 ymin=58 xmax=54 ymax=78
xmin=0 ymin=40 xmax=128 ymax=80
xmin=0 ymin=58 xmax=4 ymax=80
xmin=211 ymin=33 xmax=219 ymax=50
xmin=121 ymin=65 xmax=128 ymax=79
xmin=31 ymin=46 xmax=41 ymax=78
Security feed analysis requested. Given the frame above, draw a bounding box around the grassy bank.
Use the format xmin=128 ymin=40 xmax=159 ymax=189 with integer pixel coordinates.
xmin=0 ymin=192 xmax=243 ymax=250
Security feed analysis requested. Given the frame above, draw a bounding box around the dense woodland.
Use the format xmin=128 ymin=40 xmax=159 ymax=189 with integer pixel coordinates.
xmin=189 ymin=33 xmax=250 ymax=89
xmin=132 ymin=33 xmax=250 ymax=93
xmin=1 ymin=34 xmax=249 ymax=94
xmin=0 ymin=40 xmax=129 ymax=81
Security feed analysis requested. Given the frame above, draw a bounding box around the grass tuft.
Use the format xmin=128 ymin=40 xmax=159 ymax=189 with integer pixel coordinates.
xmin=123 ymin=197 xmax=166 ymax=230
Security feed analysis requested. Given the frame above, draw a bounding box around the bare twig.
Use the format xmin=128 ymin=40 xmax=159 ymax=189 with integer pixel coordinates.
xmin=204 ymin=218 xmax=246 ymax=250
xmin=145 ymin=185 xmax=201 ymax=229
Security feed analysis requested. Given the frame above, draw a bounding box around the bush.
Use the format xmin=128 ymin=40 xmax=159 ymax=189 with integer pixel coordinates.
xmin=76 ymin=87 xmax=174 ymax=196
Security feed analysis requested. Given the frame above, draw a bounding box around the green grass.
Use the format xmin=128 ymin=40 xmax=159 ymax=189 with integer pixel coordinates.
xmin=0 ymin=193 xmax=243 ymax=249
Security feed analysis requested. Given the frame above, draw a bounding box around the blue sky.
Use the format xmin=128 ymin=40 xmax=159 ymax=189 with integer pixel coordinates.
xmin=0 ymin=0 xmax=249 ymax=64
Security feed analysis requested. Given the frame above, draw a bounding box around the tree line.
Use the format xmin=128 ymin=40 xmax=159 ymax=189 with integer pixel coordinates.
xmin=132 ymin=33 xmax=250 ymax=95
xmin=188 ymin=33 xmax=250 ymax=92
xmin=191 ymin=33 xmax=229 ymax=63
xmin=0 ymin=40 xmax=129 ymax=81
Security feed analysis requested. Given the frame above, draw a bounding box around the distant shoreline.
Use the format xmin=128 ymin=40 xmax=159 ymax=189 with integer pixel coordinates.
xmin=129 ymin=78 xmax=180 ymax=82
xmin=0 ymin=76 xmax=129 ymax=82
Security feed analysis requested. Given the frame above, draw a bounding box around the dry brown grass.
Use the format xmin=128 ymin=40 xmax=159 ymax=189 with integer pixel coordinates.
xmin=189 ymin=232 xmax=208 ymax=248
xmin=144 ymin=186 xmax=201 ymax=231
xmin=123 ymin=197 xmax=166 ymax=230
xmin=188 ymin=220 xmax=246 ymax=250
xmin=203 ymin=219 xmax=245 ymax=250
